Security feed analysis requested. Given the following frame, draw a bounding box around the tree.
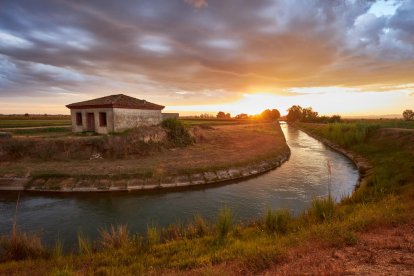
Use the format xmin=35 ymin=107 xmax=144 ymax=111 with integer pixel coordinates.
xmin=235 ymin=113 xmax=249 ymax=119
xmin=261 ymin=109 xmax=280 ymax=122
xmin=225 ymin=113 xmax=231 ymax=119
xmin=286 ymin=105 xmax=303 ymax=122
xmin=403 ymin=109 xmax=414 ymax=121
xmin=216 ymin=111 xmax=226 ymax=119
xmin=301 ymin=107 xmax=318 ymax=122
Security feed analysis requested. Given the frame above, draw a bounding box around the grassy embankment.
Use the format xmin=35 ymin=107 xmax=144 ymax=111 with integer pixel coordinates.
xmin=0 ymin=121 xmax=413 ymax=274
xmin=0 ymin=120 xmax=285 ymax=189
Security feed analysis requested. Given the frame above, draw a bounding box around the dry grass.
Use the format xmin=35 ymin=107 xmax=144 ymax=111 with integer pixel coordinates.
xmin=0 ymin=123 xmax=287 ymax=178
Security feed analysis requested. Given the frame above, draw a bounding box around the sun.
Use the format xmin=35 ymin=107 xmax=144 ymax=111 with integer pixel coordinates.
xmin=225 ymin=94 xmax=281 ymax=115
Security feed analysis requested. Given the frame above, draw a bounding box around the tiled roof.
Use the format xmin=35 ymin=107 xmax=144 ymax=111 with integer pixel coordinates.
xmin=66 ymin=94 xmax=165 ymax=110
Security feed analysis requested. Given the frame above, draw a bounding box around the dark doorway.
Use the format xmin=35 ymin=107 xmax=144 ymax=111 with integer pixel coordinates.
xmin=86 ymin=113 xmax=95 ymax=131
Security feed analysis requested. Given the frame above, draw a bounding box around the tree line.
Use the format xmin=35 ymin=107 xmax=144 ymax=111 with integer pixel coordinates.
xmin=216 ymin=109 xmax=281 ymax=122
xmin=286 ymin=105 xmax=341 ymax=123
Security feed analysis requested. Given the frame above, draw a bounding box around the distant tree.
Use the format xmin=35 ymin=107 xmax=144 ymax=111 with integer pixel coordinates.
xmin=24 ymin=113 xmax=29 ymax=117
xmin=261 ymin=109 xmax=280 ymax=122
xmin=216 ymin=111 xmax=226 ymax=119
xmin=225 ymin=113 xmax=231 ymax=119
xmin=301 ymin=107 xmax=318 ymax=122
xmin=271 ymin=109 xmax=281 ymax=120
xmin=286 ymin=105 xmax=303 ymax=122
xmin=329 ymin=115 xmax=341 ymax=123
xmin=403 ymin=109 xmax=414 ymax=121
xmin=235 ymin=113 xmax=249 ymax=119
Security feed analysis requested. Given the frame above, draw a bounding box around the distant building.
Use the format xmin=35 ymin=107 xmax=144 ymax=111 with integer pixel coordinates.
xmin=66 ymin=94 xmax=165 ymax=134
xmin=162 ymin=113 xmax=180 ymax=120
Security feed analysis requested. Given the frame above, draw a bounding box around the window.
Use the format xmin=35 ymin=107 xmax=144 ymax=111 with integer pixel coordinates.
xmin=99 ymin=112 xmax=107 ymax=127
xmin=76 ymin=112 xmax=82 ymax=126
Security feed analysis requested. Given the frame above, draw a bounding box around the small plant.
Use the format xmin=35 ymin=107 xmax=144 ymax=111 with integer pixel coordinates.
xmin=0 ymin=230 xmax=47 ymax=261
xmin=52 ymin=237 xmax=64 ymax=259
xmin=193 ymin=215 xmax=208 ymax=237
xmin=216 ymin=207 xmax=234 ymax=239
xmin=263 ymin=208 xmax=291 ymax=234
xmin=309 ymin=197 xmax=335 ymax=223
xmin=77 ymin=231 xmax=93 ymax=255
xmin=99 ymin=224 xmax=130 ymax=250
xmin=146 ymin=225 xmax=160 ymax=247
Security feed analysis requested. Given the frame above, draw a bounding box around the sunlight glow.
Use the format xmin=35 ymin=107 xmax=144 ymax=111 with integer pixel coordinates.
xmin=165 ymin=89 xmax=414 ymax=117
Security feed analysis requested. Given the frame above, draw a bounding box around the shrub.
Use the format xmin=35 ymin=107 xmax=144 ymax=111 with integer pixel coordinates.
xmin=161 ymin=118 xmax=193 ymax=146
xmin=99 ymin=224 xmax=130 ymax=250
xmin=216 ymin=207 xmax=234 ymax=239
xmin=263 ymin=209 xmax=292 ymax=234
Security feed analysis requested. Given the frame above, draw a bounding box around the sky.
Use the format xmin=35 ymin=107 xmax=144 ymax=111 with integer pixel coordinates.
xmin=0 ymin=0 xmax=413 ymax=116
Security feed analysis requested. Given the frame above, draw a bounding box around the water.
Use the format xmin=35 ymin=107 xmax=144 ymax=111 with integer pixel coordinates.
xmin=0 ymin=123 xmax=358 ymax=247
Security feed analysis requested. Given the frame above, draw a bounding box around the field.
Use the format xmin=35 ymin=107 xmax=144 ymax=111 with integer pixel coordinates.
xmin=0 ymin=123 xmax=287 ymax=181
xmin=0 ymin=115 xmax=71 ymax=129
xmin=0 ymin=121 xmax=413 ymax=274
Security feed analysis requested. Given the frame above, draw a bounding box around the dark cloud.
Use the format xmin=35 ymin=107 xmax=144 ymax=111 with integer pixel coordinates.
xmin=0 ymin=0 xmax=414 ymax=102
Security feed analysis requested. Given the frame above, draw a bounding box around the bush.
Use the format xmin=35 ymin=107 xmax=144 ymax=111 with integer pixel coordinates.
xmin=161 ymin=119 xmax=194 ymax=146
xmin=263 ymin=209 xmax=291 ymax=234
xmin=216 ymin=207 xmax=234 ymax=239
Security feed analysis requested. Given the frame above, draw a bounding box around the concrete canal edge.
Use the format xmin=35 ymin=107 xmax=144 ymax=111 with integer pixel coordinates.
xmin=292 ymin=123 xmax=373 ymax=191
xmin=0 ymin=147 xmax=291 ymax=192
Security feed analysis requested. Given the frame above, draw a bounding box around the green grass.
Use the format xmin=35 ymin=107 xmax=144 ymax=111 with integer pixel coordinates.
xmin=0 ymin=120 xmax=71 ymax=129
xmin=8 ymin=127 xmax=71 ymax=136
xmin=343 ymin=119 xmax=414 ymax=129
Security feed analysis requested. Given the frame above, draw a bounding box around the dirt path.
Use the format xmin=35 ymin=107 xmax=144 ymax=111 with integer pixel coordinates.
xmin=265 ymin=223 xmax=414 ymax=275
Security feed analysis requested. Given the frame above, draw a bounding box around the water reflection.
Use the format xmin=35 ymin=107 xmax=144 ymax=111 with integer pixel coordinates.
xmin=0 ymin=124 xmax=358 ymax=246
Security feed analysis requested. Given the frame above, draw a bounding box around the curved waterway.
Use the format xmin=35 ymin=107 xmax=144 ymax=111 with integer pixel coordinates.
xmin=0 ymin=123 xmax=358 ymax=247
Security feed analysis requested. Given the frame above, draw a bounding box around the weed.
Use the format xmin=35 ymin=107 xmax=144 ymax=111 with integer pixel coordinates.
xmin=99 ymin=225 xmax=130 ymax=250
xmin=216 ymin=207 xmax=234 ymax=239
xmin=0 ymin=230 xmax=47 ymax=261
xmin=193 ymin=215 xmax=209 ymax=237
xmin=146 ymin=225 xmax=160 ymax=247
xmin=77 ymin=231 xmax=93 ymax=255
xmin=263 ymin=208 xmax=292 ymax=234
xmin=309 ymin=197 xmax=335 ymax=223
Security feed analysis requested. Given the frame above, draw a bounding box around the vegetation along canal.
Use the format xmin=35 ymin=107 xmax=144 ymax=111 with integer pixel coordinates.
xmin=0 ymin=123 xmax=358 ymax=248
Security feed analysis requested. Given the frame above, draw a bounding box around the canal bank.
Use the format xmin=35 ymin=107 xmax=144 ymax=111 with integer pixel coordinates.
xmin=0 ymin=124 xmax=358 ymax=245
xmin=292 ymin=122 xmax=373 ymax=190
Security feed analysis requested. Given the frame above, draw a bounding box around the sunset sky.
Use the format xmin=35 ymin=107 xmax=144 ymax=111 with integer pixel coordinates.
xmin=1 ymin=0 xmax=413 ymax=116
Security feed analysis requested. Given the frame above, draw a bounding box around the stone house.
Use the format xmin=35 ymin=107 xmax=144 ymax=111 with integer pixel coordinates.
xmin=66 ymin=94 xmax=165 ymax=134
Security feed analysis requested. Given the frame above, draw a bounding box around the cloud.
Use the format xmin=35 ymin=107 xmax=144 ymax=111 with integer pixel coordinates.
xmin=0 ymin=0 xmax=413 ymax=105
xmin=184 ymin=0 xmax=208 ymax=9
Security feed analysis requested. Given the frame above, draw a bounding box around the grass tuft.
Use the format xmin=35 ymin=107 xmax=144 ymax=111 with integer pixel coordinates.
xmin=77 ymin=231 xmax=93 ymax=255
xmin=308 ymin=197 xmax=335 ymax=223
xmin=99 ymin=224 xmax=130 ymax=250
xmin=216 ymin=207 xmax=234 ymax=240
xmin=0 ymin=229 xmax=47 ymax=261
xmin=263 ymin=208 xmax=292 ymax=234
